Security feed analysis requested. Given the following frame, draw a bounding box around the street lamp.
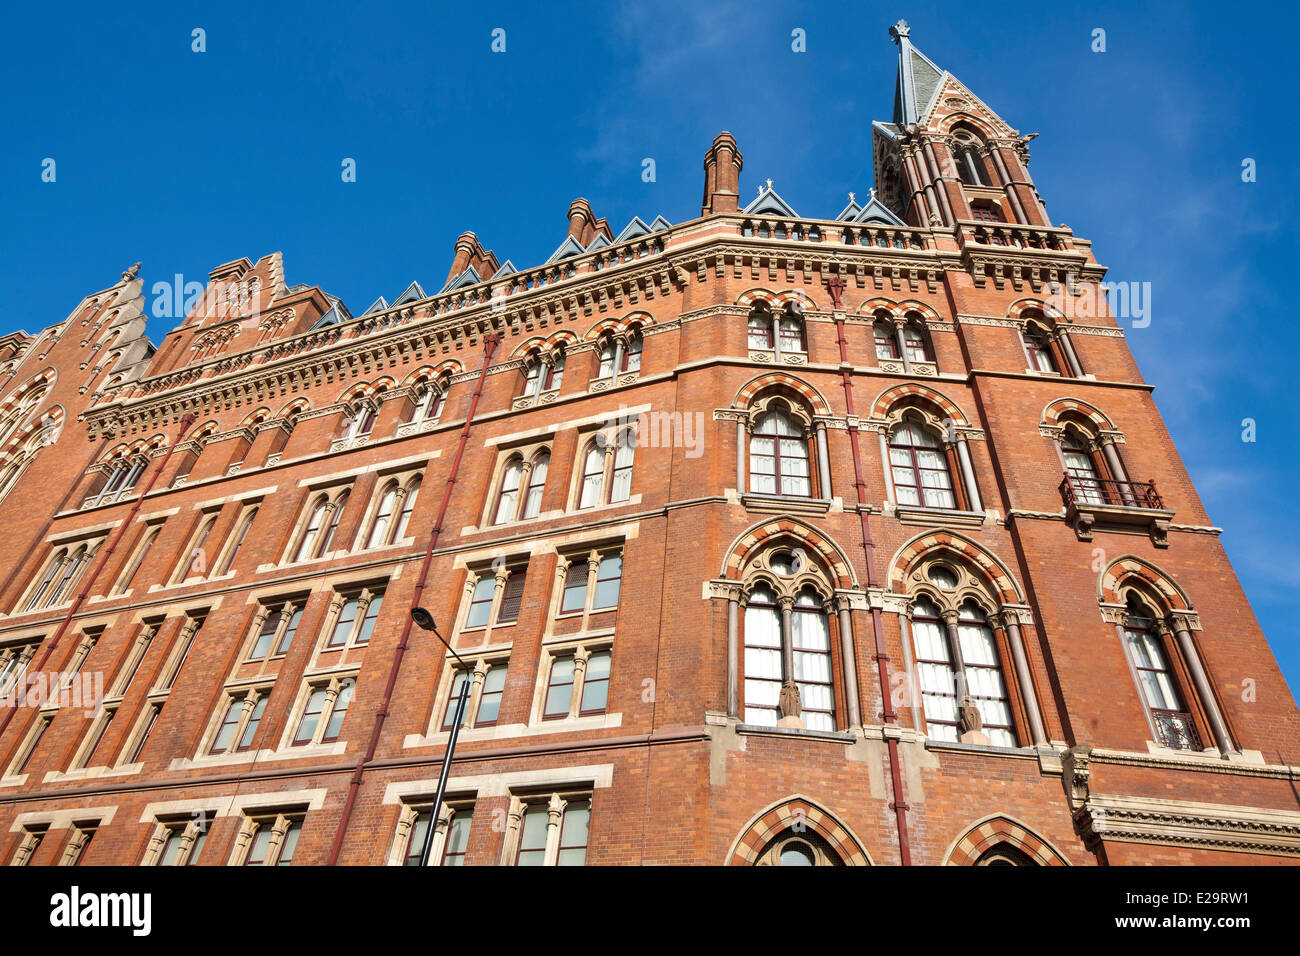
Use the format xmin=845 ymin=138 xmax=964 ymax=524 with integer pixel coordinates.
xmin=410 ymin=607 xmax=469 ymax=867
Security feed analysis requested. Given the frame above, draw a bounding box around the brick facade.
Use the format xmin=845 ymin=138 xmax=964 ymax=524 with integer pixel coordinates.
xmin=0 ymin=23 xmax=1296 ymax=867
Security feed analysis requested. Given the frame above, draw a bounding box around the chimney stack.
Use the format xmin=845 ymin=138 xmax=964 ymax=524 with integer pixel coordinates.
xmin=445 ymin=232 xmax=479 ymax=286
xmin=702 ymin=132 xmax=744 ymax=216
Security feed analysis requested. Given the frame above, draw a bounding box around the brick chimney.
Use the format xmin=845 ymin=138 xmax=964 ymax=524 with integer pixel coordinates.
xmin=445 ymin=231 xmax=480 ymax=286
xmin=702 ymin=132 xmax=744 ymax=216
xmin=567 ymin=199 xmax=595 ymax=246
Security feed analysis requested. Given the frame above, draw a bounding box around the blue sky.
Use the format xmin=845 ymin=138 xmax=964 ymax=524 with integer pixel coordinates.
xmin=2 ymin=1 xmax=1296 ymax=698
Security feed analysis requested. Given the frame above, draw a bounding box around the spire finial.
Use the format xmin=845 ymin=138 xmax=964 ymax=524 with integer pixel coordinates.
xmin=848 ymin=191 xmax=856 ymax=204
xmin=889 ymin=19 xmax=910 ymax=43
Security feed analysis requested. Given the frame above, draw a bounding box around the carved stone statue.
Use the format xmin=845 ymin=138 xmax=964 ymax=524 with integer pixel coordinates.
xmin=777 ymin=680 xmax=804 ymax=728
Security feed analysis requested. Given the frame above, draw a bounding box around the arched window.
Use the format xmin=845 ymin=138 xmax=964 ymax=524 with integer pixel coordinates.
xmin=544 ymin=347 xmax=565 ymax=392
xmin=1121 ymin=594 xmax=1200 ymax=750
xmin=218 ymin=508 xmax=256 ymax=575
xmin=739 ymin=549 xmax=840 ymax=732
xmin=952 ymin=140 xmax=989 ymax=187
xmin=521 ymin=452 xmax=548 ymax=519
xmin=24 ymin=548 xmax=68 ymax=611
xmin=742 ymin=583 xmax=782 ymax=726
xmin=909 ymin=596 xmax=1015 ymax=746
xmin=791 ymin=587 xmax=834 ymax=731
xmin=900 ymin=317 xmax=933 ymax=363
xmin=318 ymin=490 xmax=350 ymax=554
xmin=47 ymin=545 xmax=91 ymax=608
xmin=578 ymin=443 xmax=605 ymax=509
xmin=778 ymin=310 xmax=805 ymax=353
xmin=1022 ymin=327 xmax=1058 ymax=372
xmin=598 ymin=329 xmax=644 ymax=380
xmin=394 ymin=476 xmax=421 ymax=540
xmin=294 ymin=498 xmax=327 ymax=561
xmin=749 ymin=404 xmax=811 ymax=497
xmin=494 ymin=457 xmax=525 ymax=525
xmin=748 ymin=308 xmax=775 ymax=349
xmin=406 ymin=384 xmax=445 ymax=426
xmin=609 ymin=430 xmax=635 ymax=503
xmin=888 ymin=418 xmax=956 ymax=509
xmin=1061 ymin=430 xmax=1104 ymax=505
xmin=624 ymin=331 xmax=643 ymax=372
xmin=366 ymin=482 xmax=400 ymax=548
xmin=873 ymin=316 xmax=900 ymax=360
xmin=341 ymin=402 xmax=377 ymax=440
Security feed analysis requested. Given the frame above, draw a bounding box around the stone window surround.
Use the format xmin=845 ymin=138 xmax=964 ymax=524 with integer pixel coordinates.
xmin=198 ymin=679 xmax=275 ymax=759
xmin=228 ymin=808 xmax=307 ymax=866
xmin=735 ymin=393 xmax=833 ymax=504
xmin=499 ymin=788 xmax=593 ymax=866
xmin=893 ymin=555 xmax=1047 ymax=748
xmin=283 ymin=670 xmax=357 ymax=749
xmin=868 ymin=310 xmax=939 ymax=377
xmin=284 ymin=482 xmax=354 ymax=565
xmin=484 ymin=440 xmax=553 ymax=527
xmin=726 ymin=546 xmax=854 ymax=732
xmin=552 ymin=546 xmax=624 ymax=628
xmin=571 ymin=423 xmax=637 ymax=512
xmin=870 ymin=408 xmax=986 ymax=518
xmin=1102 ymin=593 xmax=1235 ymax=758
xmin=387 ymin=797 xmax=474 ymax=867
xmin=426 ymin=649 xmax=511 ymax=737
xmin=453 ymin=561 xmax=527 ymax=642
xmin=358 ymin=468 xmax=423 ymax=551
xmin=169 ymin=509 xmax=221 ymax=585
xmin=530 ymin=634 xmax=614 ymax=724
xmin=140 ymin=815 xmax=210 ymax=866
xmin=241 ymin=596 xmax=308 ymax=665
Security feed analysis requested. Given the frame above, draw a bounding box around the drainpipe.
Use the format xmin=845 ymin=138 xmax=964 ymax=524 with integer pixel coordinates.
xmin=0 ymin=413 xmax=197 ymax=747
xmin=326 ymin=332 xmax=500 ymax=865
xmin=830 ymin=282 xmax=912 ymax=865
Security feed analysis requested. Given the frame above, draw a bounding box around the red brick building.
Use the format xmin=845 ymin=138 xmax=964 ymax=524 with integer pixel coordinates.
xmin=0 ymin=21 xmax=1296 ymax=867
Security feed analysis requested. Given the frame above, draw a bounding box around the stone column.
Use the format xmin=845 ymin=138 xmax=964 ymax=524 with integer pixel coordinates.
xmin=893 ymin=320 xmax=912 ymax=374
xmin=1099 ymin=438 xmax=1135 ymax=504
xmin=1173 ymin=622 xmax=1234 ymax=755
xmin=1055 ymin=328 xmax=1084 ymax=377
xmin=878 ymin=430 xmax=896 ymax=504
xmin=996 ymin=611 xmax=1047 ymax=746
xmin=836 ymin=599 xmax=862 ymax=728
xmin=735 ymin=421 xmax=746 ymax=492
xmin=543 ymin=794 xmax=566 ymax=865
xmin=955 ymin=438 xmax=983 ymax=513
xmin=814 ymin=422 xmax=832 ymax=499
xmin=727 ymin=591 xmax=740 ymax=718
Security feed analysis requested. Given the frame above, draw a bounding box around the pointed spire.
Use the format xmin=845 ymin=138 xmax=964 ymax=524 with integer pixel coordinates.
xmin=890 ymin=19 xmax=947 ymax=127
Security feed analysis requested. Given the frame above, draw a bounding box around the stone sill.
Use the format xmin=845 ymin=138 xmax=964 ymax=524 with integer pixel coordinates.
xmin=740 ymin=494 xmax=832 ymax=516
xmin=735 ymin=723 xmax=857 ymax=744
xmin=924 ymin=739 xmax=1038 ymax=760
xmin=891 ymin=504 xmax=988 ymax=528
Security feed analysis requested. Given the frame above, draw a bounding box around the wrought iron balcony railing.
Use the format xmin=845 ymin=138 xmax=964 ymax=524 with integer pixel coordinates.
xmin=1151 ymin=708 xmax=1202 ymax=751
xmin=1059 ymin=473 xmax=1164 ymax=510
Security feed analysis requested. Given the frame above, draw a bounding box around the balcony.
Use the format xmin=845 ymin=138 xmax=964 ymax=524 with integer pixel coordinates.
xmin=1152 ymin=709 xmax=1202 ymax=752
xmin=1058 ymin=473 xmax=1174 ymax=547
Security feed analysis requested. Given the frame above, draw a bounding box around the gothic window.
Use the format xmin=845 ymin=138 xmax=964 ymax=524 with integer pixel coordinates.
xmin=1061 ymin=430 xmax=1105 ymax=505
xmin=340 ymin=401 xmax=377 ymax=440
xmin=364 ymin=473 xmax=421 ymax=548
xmin=753 ymin=829 xmax=845 ymax=866
xmin=1119 ymin=593 xmax=1202 ymax=751
xmin=216 ymin=505 xmax=258 ymax=575
xmin=748 ymin=308 xmax=775 ymax=349
xmin=576 ymin=430 xmax=635 ymax=509
xmin=597 ymin=328 xmax=643 ymax=379
xmin=901 ymin=316 xmax=933 ymax=362
xmin=902 ymin=557 xmax=1022 ymax=747
xmin=739 ymin=548 xmax=839 ymax=732
xmin=748 ymin=401 xmax=812 ymax=497
xmin=873 ymin=314 xmax=900 ymax=359
xmin=888 ymin=417 xmax=957 ymax=509
xmin=778 ymin=311 xmax=806 ymax=353
xmin=1022 ymin=327 xmax=1058 ymax=372
xmin=520 ymin=346 xmax=565 ymax=401
xmin=291 ymin=487 xmax=352 ymax=562
xmin=406 ymin=382 xmax=446 ymax=426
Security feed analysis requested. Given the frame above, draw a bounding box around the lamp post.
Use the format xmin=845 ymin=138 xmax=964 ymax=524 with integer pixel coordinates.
xmin=411 ymin=607 xmax=469 ymax=867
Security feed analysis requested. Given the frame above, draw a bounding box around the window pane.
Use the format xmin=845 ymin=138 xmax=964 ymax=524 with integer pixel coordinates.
xmin=579 ymin=652 xmax=611 ymax=714
xmin=516 ymin=806 xmax=548 ymax=865
xmin=592 ymin=555 xmax=621 ymax=609
xmin=277 ymin=820 xmax=302 ymax=865
xmin=442 ymin=671 xmax=470 ymax=730
xmin=236 ymin=695 xmax=267 ymax=751
xmin=404 ymin=811 xmax=433 ymax=866
xmin=545 ymin=658 xmax=575 ymax=718
xmin=465 ymin=577 xmax=495 ymax=628
xmin=329 ymin=598 xmax=359 ymax=646
xmin=442 ymin=814 xmax=472 ymax=866
xmin=356 ymin=595 xmax=383 ymax=644
xmin=557 ymin=803 xmax=589 ymax=866
xmin=475 ymin=666 xmax=507 ymax=725
xmin=561 ymin=565 xmax=587 ymax=613
xmin=295 ymin=689 xmax=328 ymax=744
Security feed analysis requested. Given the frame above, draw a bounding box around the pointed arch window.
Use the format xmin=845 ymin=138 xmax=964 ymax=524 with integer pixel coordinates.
xmin=748 ymin=308 xmax=775 ymax=350
xmin=366 ymin=482 xmax=400 ymax=548
xmin=742 ymin=584 xmax=783 ymax=727
xmin=578 ymin=444 xmax=605 ymax=509
xmin=407 ymin=384 xmax=446 ymax=427
xmin=294 ymin=498 xmax=328 ymax=562
xmin=873 ymin=316 xmax=900 ymax=360
xmin=901 ymin=318 xmax=933 ymax=363
xmin=791 ymin=588 xmax=834 ymax=730
xmin=1061 ymin=431 xmax=1104 ymax=505
xmin=522 ymin=452 xmax=549 ymax=519
xmin=293 ymin=488 xmax=351 ymax=562
xmin=598 ymin=330 xmax=644 ymax=380
xmin=1022 ymin=327 xmax=1058 ymax=372
xmin=341 ymin=401 xmax=377 ymax=440
xmin=1121 ymin=595 xmax=1201 ymax=751
xmin=394 ymin=475 xmax=421 ymax=540
xmin=749 ymin=405 xmax=811 ymax=497
xmin=494 ymin=457 xmax=525 ymax=525
xmin=217 ymin=506 xmax=257 ymax=575
xmin=888 ymin=418 xmax=956 ymax=509
xmin=777 ymin=311 xmax=806 ymax=353
xmin=909 ymin=597 xmax=1015 ymax=746
xmin=576 ymin=430 xmax=636 ymax=510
